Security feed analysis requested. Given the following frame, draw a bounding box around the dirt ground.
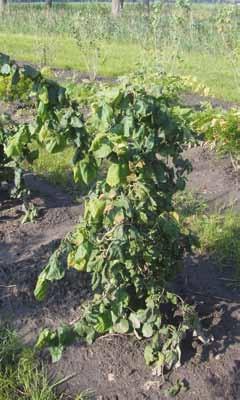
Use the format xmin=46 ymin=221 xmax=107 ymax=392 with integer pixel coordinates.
xmin=1 ymin=145 xmax=240 ymax=400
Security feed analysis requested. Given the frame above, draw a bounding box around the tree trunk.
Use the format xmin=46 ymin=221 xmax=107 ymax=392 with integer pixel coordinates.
xmin=0 ymin=0 xmax=7 ymax=16
xmin=143 ymin=0 xmax=150 ymax=15
xmin=112 ymin=0 xmax=121 ymax=17
xmin=45 ymin=0 xmax=52 ymax=9
xmin=120 ymin=0 xmax=124 ymax=10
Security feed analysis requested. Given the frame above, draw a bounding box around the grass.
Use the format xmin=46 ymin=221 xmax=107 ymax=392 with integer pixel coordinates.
xmin=0 ymin=325 xmax=96 ymax=400
xmin=0 ymin=33 xmax=140 ymax=77
xmin=175 ymin=191 xmax=240 ymax=277
xmin=31 ymin=147 xmax=74 ymax=187
xmin=191 ymin=211 xmax=240 ymax=275
xmin=1 ymin=2 xmax=240 ymax=101
xmin=2 ymin=32 xmax=240 ymax=102
xmin=167 ymin=51 xmax=240 ymax=103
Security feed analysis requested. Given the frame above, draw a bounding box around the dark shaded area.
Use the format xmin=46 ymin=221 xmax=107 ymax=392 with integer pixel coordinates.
xmin=182 ymin=92 xmax=240 ymax=111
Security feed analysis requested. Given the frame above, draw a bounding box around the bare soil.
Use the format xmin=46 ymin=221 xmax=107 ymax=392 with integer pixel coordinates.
xmin=1 ymin=147 xmax=240 ymax=399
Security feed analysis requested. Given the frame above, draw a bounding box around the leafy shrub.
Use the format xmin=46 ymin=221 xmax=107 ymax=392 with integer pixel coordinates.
xmin=0 ymin=74 xmax=32 ymax=101
xmin=1 ymin=53 xmax=199 ymax=371
xmin=191 ymin=104 xmax=240 ymax=169
xmin=34 ymin=82 xmax=198 ymax=370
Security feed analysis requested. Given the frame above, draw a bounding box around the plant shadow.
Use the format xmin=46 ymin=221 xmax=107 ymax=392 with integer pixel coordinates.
xmin=173 ymin=254 xmax=240 ymax=367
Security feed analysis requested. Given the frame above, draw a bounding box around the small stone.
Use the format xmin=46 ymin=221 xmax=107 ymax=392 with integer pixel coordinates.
xmin=108 ymin=373 xmax=115 ymax=382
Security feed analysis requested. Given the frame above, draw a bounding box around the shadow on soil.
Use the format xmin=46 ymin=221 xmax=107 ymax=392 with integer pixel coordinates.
xmin=171 ymin=254 xmax=240 ymax=357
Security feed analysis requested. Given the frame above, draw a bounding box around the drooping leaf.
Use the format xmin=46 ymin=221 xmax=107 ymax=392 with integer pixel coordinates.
xmin=113 ymin=318 xmax=129 ymax=334
xmin=106 ymin=162 xmax=129 ymax=187
xmin=88 ymin=198 xmax=106 ymax=221
xmin=142 ymin=323 xmax=153 ymax=338
xmin=1 ymin=64 xmax=11 ymax=75
xmin=22 ymin=64 xmax=40 ymax=80
xmin=129 ymin=312 xmax=141 ymax=329
xmin=49 ymin=345 xmax=64 ymax=363
xmin=144 ymin=345 xmax=154 ymax=365
xmin=35 ymin=328 xmax=57 ymax=349
xmin=73 ymin=157 xmax=97 ymax=185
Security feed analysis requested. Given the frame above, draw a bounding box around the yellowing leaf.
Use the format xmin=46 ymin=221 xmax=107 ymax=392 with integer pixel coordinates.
xmin=170 ymin=211 xmax=180 ymax=223
xmin=88 ymin=198 xmax=106 ymax=220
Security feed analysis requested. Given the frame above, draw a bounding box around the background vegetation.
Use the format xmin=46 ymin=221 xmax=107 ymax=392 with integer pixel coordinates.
xmin=1 ymin=2 xmax=240 ymax=100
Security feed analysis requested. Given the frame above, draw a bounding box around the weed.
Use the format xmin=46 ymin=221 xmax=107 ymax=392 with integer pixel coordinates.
xmin=0 ymin=325 xmax=92 ymax=400
xmin=192 ymin=211 xmax=240 ymax=276
xmin=175 ymin=191 xmax=240 ymax=277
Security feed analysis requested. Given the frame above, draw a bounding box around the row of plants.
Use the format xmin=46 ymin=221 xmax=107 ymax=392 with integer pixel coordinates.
xmin=190 ymin=103 xmax=240 ymax=170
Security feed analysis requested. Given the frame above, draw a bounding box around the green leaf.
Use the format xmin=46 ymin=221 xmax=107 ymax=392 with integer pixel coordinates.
xmin=95 ymin=312 xmax=112 ymax=333
xmin=73 ymin=157 xmax=97 ymax=185
xmin=123 ymin=115 xmax=134 ymax=137
xmin=106 ymin=162 xmax=129 ymax=187
xmin=34 ymin=273 xmax=49 ymax=301
xmin=80 ymin=158 xmax=97 ymax=185
xmin=74 ymin=241 xmax=92 ymax=271
xmin=157 ymin=352 xmax=165 ymax=367
xmin=91 ymin=134 xmax=113 ymax=159
xmin=38 ymin=86 xmax=49 ymax=104
xmin=94 ymin=143 xmax=112 ymax=158
xmin=129 ymin=312 xmax=141 ymax=329
xmin=100 ymin=103 xmax=113 ymax=126
xmin=165 ymin=379 xmax=188 ymax=397
xmin=23 ymin=64 xmax=40 ymax=80
xmin=71 ymin=116 xmax=84 ymax=128
xmin=49 ymin=345 xmax=64 ymax=363
xmin=144 ymin=345 xmax=154 ymax=365
xmin=0 ymin=53 xmax=10 ymax=65
xmin=166 ymin=292 xmax=178 ymax=305
xmin=58 ymin=325 xmax=76 ymax=346
xmin=34 ymin=250 xmax=66 ymax=301
xmin=136 ymin=309 xmax=147 ymax=323
xmin=85 ymin=328 xmax=96 ymax=344
xmin=115 ymin=288 xmax=129 ymax=306
xmin=36 ymin=329 xmax=56 ymax=349
xmin=114 ymin=318 xmax=129 ymax=334
xmin=88 ymin=198 xmax=106 ymax=221
xmin=1 ymin=64 xmax=11 ymax=75
xmin=142 ymin=323 xmax=153 ymax=338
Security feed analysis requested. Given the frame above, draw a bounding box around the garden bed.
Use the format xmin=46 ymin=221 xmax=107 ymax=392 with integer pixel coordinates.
xmin=1 ymin=146 xmax=240 ymax=400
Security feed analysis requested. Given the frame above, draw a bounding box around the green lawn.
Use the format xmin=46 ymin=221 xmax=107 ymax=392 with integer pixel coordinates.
xmin=2 ymin=32 xmax=240 ymax=102
xmin=169 ymin=51 xmax=240 ymax=103
xmin=0 ymin=33 xmax=140 ymax=77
